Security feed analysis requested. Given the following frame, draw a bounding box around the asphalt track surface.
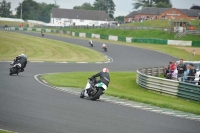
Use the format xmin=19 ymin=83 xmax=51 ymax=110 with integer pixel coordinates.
xmin=0 ymin=31 xmax=199 ymax=133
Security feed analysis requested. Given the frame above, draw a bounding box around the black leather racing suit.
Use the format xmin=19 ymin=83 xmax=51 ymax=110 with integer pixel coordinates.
xmin=14 ymin=56 xmax=27 ymax=72
xmin=91 ymin=72 xmax=110 ymax=87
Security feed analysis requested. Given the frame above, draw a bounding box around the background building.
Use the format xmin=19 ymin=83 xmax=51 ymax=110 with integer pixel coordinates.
xmin=125 ymin=7 xmax=200 ymax=23
xmin=51 ymin=8 xmax=113 ymax=26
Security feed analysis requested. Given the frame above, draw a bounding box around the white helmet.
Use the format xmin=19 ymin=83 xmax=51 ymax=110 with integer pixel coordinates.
xmin=20 ymin=54 xmax=28 ymax=59
xmin=102 ymin=68 xmax=109 ymax=73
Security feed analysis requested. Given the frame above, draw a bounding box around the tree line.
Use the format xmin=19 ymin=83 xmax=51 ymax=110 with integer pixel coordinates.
xmin=132 ymin=0 xmax=172 ymax=9
xmin=0 ymin=0 xmax=58 ymax=22
xmin=73 ymin=0 xmax=115 ymax=19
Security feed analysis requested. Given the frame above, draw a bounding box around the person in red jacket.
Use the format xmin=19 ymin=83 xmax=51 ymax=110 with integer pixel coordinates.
xmin=170 ymin=60 xmax=176 ymax=74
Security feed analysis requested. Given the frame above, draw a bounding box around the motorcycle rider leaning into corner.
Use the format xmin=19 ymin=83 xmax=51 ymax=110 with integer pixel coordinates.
xmin=13 ymin=54 xmax=28 ymax=72
xmin=90 ymin=68 xmax=110 ymax=87
xmin=84 ymin=68 xmax=110 ymax=97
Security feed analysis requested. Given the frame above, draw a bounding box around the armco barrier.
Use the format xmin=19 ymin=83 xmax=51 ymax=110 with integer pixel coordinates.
xmin=132 ymin=38 xmax=167 ymax=45
xmin=137 ymin=67 xmax=200 ymax=101
xmin=126 ymin=37 xmax=132 ymax=42
xmin=100 ymin=34 xmax=109 ymax=40
xmin=118 ymin=36 xmax=126 ymax=42
xmin=75 ymin=32 xmax=79 ymax=37
xmin=109 ymin=35 xmax=118 ymax=41
xmin=92 ymin=33 xmax=100 ymax=39
xmin=86 ymin=33 xmax=91 ymax=38
xmin=79 ymin=33 xmax=86 ymax=38
xmin=192 ymin=41 xmax=200 ymax=47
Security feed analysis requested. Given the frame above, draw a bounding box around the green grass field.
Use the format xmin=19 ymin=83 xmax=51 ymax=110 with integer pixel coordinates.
xmin=0 ymin=130 xmax=13 ymax=133
xmin=121 ymin=19 xmax=200 ymax=28
xmin=122 ymin=20 xmax=172 ymax=28
xmin=60 ymin=28 xmax=200 ymax=41
xmin=42 ymin=72 xmax=200 ymax=115
xmin=0 ymin=31 xmax=106 ymax=62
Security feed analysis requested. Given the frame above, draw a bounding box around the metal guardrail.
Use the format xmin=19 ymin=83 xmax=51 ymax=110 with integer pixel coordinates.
xmin=174 ymin=30 xmax=200 ymax=39
xmin=186 ymin=30 xmax=200 ymax=35
xmin=137 ymin=67 xmax=200 ymax=101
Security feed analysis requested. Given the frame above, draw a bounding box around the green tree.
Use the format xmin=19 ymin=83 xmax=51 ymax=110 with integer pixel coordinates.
xmin=132 ymin=0 xmax=154 ymax=9
xmin=38 ymin=3 xmax=59 ymax=22
xmin=0 ymin=0 xmax=11 ymax=17
xmin=15 ymin=0 xmax=58 ymax=22
xmin=73 ymin=2 xmax=94 ymax=10
xmin=114 ymin=16 xmax=124 ymax=22
xmin=15 ymin=0 xmax=39 ymax=20
xmin=190 ymin=4 xmax=200 ymax=10
xmin=132 ymin=0 xmax=172 ymax=9
xmin=93 ymin=0 xmax=115 ymax=18
xmin=155 ymin=2 xmax=172 ymax=8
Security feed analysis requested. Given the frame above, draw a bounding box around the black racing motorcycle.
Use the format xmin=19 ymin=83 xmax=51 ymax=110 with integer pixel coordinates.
xmin=9 ymin=61 xmax=21 ymax=76
xmin=80 ymin=78 xmax=107 ymax=101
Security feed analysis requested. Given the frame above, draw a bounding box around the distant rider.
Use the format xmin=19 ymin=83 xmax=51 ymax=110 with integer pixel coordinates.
xmin=41 ymin=30 xmax=44 ymax=36
xmin=13 ymin=54 xmax=28 ymax=72
xmin=102 ymin=43 xmax=107 ymax=49
xmin=89 ymin=40 xmax=93 ymax=44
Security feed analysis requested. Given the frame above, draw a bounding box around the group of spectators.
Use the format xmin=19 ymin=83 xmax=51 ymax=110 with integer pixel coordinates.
xmin=164 ymin=59 xmax=200 ymax=85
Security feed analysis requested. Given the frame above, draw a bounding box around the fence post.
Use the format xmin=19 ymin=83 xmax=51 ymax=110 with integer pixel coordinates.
xmin=146 ymin=68 xmax=148 ymax=75
xmin=151 ymin=68 xmax=154 ymax=76
xmin=163 ymin=67 xmax=165 ymax=74
xmin=141 ymin=69 xmax=144 ymax=73
xmin=157 ymin=67 xmax=160 ymax=76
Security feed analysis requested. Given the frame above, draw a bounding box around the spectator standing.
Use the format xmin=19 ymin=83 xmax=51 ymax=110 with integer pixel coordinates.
xmin=177 ymin=59 xmax=186 ymax=80
xmin=184 ymin=65 xmax=190 ymax=82
xmin=165 ymin=61 xmax=172 ymax=79
xmin=170 ymin=60 xmax=176 ymax=74
xmin=188 ymin=64 xmax=196 ymax=84
xmin=172 ymin=65 xmax=178 ymax=80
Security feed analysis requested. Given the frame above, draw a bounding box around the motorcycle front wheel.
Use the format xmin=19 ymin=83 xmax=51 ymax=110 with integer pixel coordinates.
xmin=90 ymin=88 xmax=103 ymax=101
xmin=80 ymin=90 xmax=85 ymax=98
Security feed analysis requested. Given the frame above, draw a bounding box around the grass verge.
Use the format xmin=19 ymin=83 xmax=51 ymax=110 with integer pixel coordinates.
xmin=0 ymin=31 xmax=106 ymax=62
xmin=58 ymin=28 xmax=200 ymax=41
xmin=0 ymin=130 xmax=14 ymax=133
xmin=121 ymin=19 xmax=200 ymax=29
xmin=41 ymin=72 xmax=200 ymax=115
xmin=42 ymin=31 xmax=200 ymax=61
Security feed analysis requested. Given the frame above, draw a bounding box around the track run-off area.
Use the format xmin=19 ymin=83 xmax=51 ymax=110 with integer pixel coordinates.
xmin=0 ymin=30 xmax=199 ymax=133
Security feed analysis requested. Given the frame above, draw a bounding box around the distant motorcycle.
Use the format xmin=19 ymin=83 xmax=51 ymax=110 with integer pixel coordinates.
xmin=89 ymin=40 xmax=93 ymax=47
xmin=80 ymin=78 xmax=107 ymax=101
xmin=102 ymin=46 xmax=107 ymax=52
xmin=9 ymin=61 xmax=21 ymax=76
xmin=41 ymin=32 xmax=44 ymax=37
xmin=102 ymin=43 xmax=107 ymax=52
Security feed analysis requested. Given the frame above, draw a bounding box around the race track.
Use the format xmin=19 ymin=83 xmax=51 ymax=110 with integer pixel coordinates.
xmin=0 ymin=31 xmax=199 ymax=133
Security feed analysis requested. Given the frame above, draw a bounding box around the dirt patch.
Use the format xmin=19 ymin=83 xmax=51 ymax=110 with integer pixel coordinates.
xmin=176 ymin=47 xmax=200 ymax=55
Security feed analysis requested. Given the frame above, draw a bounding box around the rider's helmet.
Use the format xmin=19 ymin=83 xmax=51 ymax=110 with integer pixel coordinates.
xmin=20 ymin=54 xmax=28 ymax=59
xmin=102 ymin=68 xmax=109 ymax=73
